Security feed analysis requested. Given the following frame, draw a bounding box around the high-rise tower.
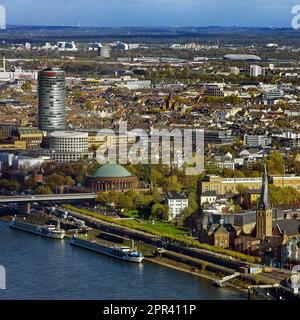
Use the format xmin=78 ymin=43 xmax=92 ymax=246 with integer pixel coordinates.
xmin=38 ymin=68 xmax=66 ymax=133
xmin=256 ymin=165 xmax=273 ymax=238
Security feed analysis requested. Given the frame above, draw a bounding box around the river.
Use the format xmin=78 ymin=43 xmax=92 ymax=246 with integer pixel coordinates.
xmin=0 ymin=221 xmax=246 ymax=300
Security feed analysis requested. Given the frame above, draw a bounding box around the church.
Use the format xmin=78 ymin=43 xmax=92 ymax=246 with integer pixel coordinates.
xmin=199 ymin=165 xmax=300 ymax=267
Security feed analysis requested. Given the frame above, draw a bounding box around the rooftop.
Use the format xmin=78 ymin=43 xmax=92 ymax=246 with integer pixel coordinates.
xmin=165 ymin=191 xmax=187 ymax=200
xmin=93 ymin=164 xmax=132 ymax=178
xmin=17 ymin=127 xmax=42 ymax=135
xmin=50 ymin=131 xmax=88 ymax=139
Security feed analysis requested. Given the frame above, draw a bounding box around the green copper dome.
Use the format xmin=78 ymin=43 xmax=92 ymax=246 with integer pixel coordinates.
xmin=93 ymin=164 xmax=132 ymax=178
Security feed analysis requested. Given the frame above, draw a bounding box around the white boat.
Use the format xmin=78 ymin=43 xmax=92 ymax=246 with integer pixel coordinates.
xmin=71 ymin=236 xmax=144 ymax=263
xmin=10 ymin=217 xmax=65 ymax=239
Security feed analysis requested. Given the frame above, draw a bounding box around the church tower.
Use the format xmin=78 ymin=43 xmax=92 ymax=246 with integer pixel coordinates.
xmin=256 ymin=165 xmax=273 ymax=238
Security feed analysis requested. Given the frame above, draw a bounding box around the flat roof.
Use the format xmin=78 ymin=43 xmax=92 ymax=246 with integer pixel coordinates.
xmin=50 ymin=131 xmax=88 ymax=139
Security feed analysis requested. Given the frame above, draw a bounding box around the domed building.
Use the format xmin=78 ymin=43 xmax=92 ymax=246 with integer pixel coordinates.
xmin=86 ymin=164 xmax=138 ymax=192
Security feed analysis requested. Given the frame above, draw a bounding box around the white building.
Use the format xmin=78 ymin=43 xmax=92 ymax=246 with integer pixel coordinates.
xmin=99 ymin=46 xmax=111 ymax=58
xmin=165 ymin=191 xmax=189 ymax=220
xmin=49 ymin=131 xmax=89 ymax=153
xmin=200 ymin=191 xmax=217 ymax=205
xmin=0 ymin=58 xmax=38 ymax=81
xmin=57 ymin=42 xmax=78 ymax=52
xmin=89 ymin=43 xmax=102 ymax=51
xmin=113 ymin=42 xmax=129 ymax=51
xmin=230 ymin=67 xmax=240 ymax=75
xmin=117 ymin=79 xmax=152 ymax=90
xmin=39 ymin=131 xmax=93 ymax=163
xmin=250 ymin=65 xmax=265 ymax=77
xmin=244 ymin=134 xmax=272 ymax=148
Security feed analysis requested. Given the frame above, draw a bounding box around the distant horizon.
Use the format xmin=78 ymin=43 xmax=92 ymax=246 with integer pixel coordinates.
xmin=0 ymin=0 xmax=297 ymax=28
xmin=3 ymin=24 xmax=297 ymax=30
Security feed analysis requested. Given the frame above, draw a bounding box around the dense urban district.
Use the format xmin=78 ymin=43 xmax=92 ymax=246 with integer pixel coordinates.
xmin=0 ymin=26 xmax=300 ymax=299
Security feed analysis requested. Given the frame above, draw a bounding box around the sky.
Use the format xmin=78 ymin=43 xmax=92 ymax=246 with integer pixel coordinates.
xmin=0 ymin=0 xmax=299 ymax=27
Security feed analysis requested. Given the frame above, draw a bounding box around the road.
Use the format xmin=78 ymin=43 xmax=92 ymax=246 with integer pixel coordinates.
xmin=0 ymin=193 xmax=97 ymax=204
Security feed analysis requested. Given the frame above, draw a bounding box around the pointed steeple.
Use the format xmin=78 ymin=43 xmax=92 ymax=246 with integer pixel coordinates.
xmin=258 ymin=164 xmax=269 ymax=210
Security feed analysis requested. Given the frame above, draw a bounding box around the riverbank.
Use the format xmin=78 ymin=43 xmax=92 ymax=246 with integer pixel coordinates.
xmin=0 ymin=214 xmax=249 ymax=294
xmin=145 ymin=256 xmax=249 ymax=293
xmin=0 ymin=219 xmax=246 ymax=300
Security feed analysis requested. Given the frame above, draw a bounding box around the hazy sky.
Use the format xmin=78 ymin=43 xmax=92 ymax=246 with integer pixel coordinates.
xmin=0 ymin=0 xmax=299 ymax=27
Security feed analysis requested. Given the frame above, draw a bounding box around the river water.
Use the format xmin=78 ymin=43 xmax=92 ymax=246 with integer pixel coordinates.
xmin=0 ymin=221 xmax=246 ymax=300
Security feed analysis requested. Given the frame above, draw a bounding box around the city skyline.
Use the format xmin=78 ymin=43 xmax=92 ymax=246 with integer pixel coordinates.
xmin=0 ymin=0 xmax=299 ymax=28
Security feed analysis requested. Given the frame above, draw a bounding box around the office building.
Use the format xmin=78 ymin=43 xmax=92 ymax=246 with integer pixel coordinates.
xmin=199 ymin=176 xmax=263 ymax=195
xmin=38 ymin=68 xmax=66 ymax=133
xmin=49 ymin=131 xmax=88 ymax=153
xmin=39 ymin=131 xmax=93 ymax=163
xmin=244 ymin=134 xmax=272 ymax=148
xmin=98 ymin=46 xmax=111 ymax=58
xmin=204 ymin=130 xmax=235 ymax=146
xmin=250 ymin=65 xmax=265 ymax=77
xmin=17 ymin=127 xmax=43 ymax=150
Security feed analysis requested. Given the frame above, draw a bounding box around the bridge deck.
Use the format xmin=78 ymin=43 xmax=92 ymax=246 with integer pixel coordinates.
xmin=0 ymin=194 xmax=98 ymax=203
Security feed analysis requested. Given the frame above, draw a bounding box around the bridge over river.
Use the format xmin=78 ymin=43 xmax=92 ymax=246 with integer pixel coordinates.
xmin=0 ymin=194 xmax=98 ymax=214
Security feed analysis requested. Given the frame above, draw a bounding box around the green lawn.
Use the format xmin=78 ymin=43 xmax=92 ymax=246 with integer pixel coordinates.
xmin=123 ymin=209 xmax=188 ymax=237
xmin=138 ymin=220 xmax=188 ymax=237
xmin=122 ymin=209 xmax=141 ymax=219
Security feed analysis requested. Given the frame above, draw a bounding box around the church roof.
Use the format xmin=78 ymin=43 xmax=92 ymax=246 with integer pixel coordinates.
xmin=274 ymin=220 xmax=300 ymax=236
xmin=258 ymin=164 xmax=270 ymax=210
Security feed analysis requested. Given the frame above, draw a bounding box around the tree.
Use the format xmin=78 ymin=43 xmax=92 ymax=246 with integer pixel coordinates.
xmin=223 ymin=168 xmax=235 ymax=178
xmin=73 ymin=91 xmax=83 ymax=99
xmin=24 ymin=177 xmax=38 ymax=191
xmin=118 ymin=193 xmax=134 ymax=209
xmin=234 ymin=204 xmax=243 ymax=213
xmin=151 ymin=188 xmax=164 ymax=204
xmin=270 ymin=186 xmax=300 ymax=206
xmin=21 ymin=82 xmax=32 ymax=91
xmin=44 ymin=174 xmax=75 ymax=191
xmin=64 ymin=176 xmax=75 ymax=186
xmin=150 ymin=169 xmax=164 ymax=187
xmin=35 ymin=186 xmax=53 ymax=195
xmin=163 ymin=175 xmax=182 ymax=192
xmin=177 ymin=192 xmax=199 ymax=227
xmin=97 ymin=192 xmax=109 ymax=204
xmin=150 ymin=204 xmax=169 ymax=221
xmin=266 ymin=152 xmax=285 ymax=175
xmin=0 ymin=179 xmax=20 ymax=192
xmin=85 ymin=100 xmax=93 ymax=110
xmin=0 ymin=129 xmax=6 ymax=140
xmin=236 ymin=184 xmax=250 ymax=196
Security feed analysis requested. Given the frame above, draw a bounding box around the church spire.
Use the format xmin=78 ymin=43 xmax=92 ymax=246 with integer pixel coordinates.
xmin=258 ymin=164 xmax=269 ymax=210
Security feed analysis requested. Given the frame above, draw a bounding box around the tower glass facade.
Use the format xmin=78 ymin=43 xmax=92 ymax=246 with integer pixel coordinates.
xmin=38 ymin=68 xmax=66 ymax=133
